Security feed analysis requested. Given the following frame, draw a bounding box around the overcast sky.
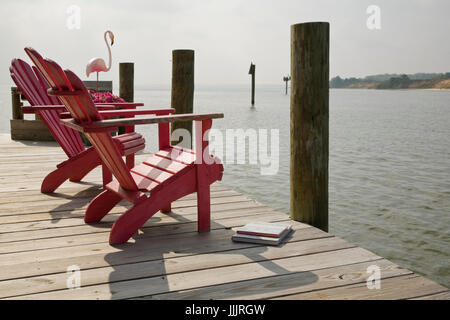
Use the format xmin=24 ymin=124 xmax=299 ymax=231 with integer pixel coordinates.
xmin=1 ymin=0 xmax=449 ymax=86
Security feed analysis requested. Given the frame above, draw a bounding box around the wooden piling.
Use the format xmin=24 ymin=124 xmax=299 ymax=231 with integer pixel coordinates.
xmin=283 ymin=76 xmax=291 ymax=95
xmin=11 ymin=87 xmax=23 ymax=120
xmin=290 ymin=22 xmax=329 ymax=231
xmin=119 ymin=63 xmax=134 ymax=135
xmin=119 ymin=63 xmax=134 ymax=102
xmin=248 ymin=63 xmax=255 ymax=105
xmin=171 ymin=49 xmax=194 ymax=149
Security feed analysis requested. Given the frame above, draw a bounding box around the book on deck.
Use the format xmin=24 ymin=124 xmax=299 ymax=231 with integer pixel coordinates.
xmin=232 ymin=222 xmax=293 ymax=245
xmin=236 ymin=221 xmax=292 ymax=238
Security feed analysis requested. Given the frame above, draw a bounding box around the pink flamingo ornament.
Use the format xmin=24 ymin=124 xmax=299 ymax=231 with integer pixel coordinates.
xmin=86 ymin=30 xmax=114 ymax=91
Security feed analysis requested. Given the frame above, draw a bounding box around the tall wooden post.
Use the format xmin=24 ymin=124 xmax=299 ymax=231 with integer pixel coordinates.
xmin=119 ymin=62 xmax=135 ymax=167
xmin=248 ymin=63 xmax=255 ymax=105
xmin=171 ymin=49 xmax=194 ymax=149
xmin=119 ymin=62 xmax=134 ymax=136
xmin=11 ymin=87 xmax=23 ymax=120
xmin=290 ymin=22 xmax=329 ymax=232
xmin=119 ymin=63 xmax=134 ymax=103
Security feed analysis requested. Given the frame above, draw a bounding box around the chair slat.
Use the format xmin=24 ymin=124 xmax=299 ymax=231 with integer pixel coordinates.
xmin=156 ymin=148 xmax=196 ymax=165
xmin=10 ymin=59 xmax=84 ymax=157
xmin=32 ymin=66 xmax=60 ymax=105
xmin=131 ymin=164 xmax=173 ymax=184
xmin=32 ymin=65 xmax=85 ymax=154
xmin=130 ymin=172 xmax=160 ymax=192
xmin=143 ymin=156 xmax=187 ymax=174
xmin=25 ymin=47 xmax=138 ymax=191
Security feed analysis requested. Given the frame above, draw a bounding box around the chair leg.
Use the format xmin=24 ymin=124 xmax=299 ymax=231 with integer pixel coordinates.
xmin=69 ymin=161 xmax=98 ymax=182
xmin=161 ymin=204 xmax=171 ymax=213
xmin=41 ymin=154 xmax=101 ymax=193
xmin=85 ymin=189 xmax=122 ymax=223
xmin=126 ymin=154 xmax=135 ymax=169
xmin=109 ymin=197 xmax=167 ymax=244
xmin=197 ymin=185 xmax=211 ymax=232
xmin=102 ymin=164 xmax=113 ymax=188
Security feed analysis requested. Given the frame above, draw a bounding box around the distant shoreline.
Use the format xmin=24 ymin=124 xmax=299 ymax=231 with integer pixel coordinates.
xmin=331 ymin=87 xmax=450 ymax=91
xmin=330 ymin=74 xmax=450 ymax=90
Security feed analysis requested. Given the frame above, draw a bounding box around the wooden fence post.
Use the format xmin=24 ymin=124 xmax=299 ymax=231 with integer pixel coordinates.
xmin=290 ymin=22 xmax=329 ymax=232
xmin=171 ymin=49 xmax=194 ymax=149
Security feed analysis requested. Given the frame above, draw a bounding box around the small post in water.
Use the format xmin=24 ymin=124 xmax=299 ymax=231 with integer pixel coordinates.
xmin=248 ymin=62 xmax=255 ymax=105
xmin=283 ymin=75 xmax=291 ymax=95
xmin=290 ymin=22 xmax=329 ymax=231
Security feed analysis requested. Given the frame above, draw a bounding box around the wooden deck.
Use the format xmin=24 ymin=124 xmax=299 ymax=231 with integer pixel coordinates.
xmin=0 ymin=134 xmax=448 ymax=300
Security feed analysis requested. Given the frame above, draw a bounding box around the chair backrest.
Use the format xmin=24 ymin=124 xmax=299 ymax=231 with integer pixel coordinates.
xmin=10 ymin=58 xmax=85 ymax=158
xmin=25 ymin=47 xmax=138 ymax=191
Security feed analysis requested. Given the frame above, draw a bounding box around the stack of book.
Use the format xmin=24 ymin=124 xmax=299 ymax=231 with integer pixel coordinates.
xmin=231 ymin=221 xmax=293 ymax=245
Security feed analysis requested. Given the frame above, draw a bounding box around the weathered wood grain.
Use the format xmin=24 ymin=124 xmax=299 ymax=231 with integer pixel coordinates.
xmin=171 ymin=49 xmax=194 ymax=148
xmin=145 ymin=259 xmax=410 ymax=300
xmin=8 ymin=247 xmax=379 ymax=300
xmin=0 ymin=135 xmax=447 ymax=300
xmin=275 ymin=274 xmax=449 ymax=300
xmin=290 ymin=22 xmax=329 ymax=231
xmin=0 ymin=236 xmax=348 ymax=299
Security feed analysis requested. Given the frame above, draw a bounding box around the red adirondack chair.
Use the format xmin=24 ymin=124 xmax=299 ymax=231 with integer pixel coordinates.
xmin=10 ymin=57 xmax=164 ymax=193
xmin=26 ymin=47 xmax=224 ymax=244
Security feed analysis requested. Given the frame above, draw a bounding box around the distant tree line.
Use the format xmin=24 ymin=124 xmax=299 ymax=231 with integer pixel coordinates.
xmin=330 ymin=72 xmax=450 ymax=89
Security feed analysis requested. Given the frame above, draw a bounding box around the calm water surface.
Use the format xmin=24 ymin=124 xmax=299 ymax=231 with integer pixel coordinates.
xmin=0 ymin=85 xmax=448 ymax=288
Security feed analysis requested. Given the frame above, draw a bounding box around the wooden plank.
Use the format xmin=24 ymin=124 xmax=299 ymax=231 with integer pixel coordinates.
xmin=0 ymin=189 xmax=238 ymax=219
xmin=274 ymin=274 xmax=448 ymax=300
xmin=0 ymin=202 xmax=278 ymax=243
xmin=0 ymin=208 xmax=279 ymax=254
xmin=0 ymin=136 xmax=445 ymax=301
xmin=0 ymin=204 xmax=277 ymax=244
xmin=0 ymin=224 xmax=321 ymax=282
xmin=144 ymin=154 xmax=187 ymax=173
xmin=10 ymin=119 xmax=54 ymax=141
xmin=84 ymin=113 xmax=224 ymax=129
xmin=409 ymin=291 xmax=450 ymax=300
xmin=83 ymin=80 xmax=112 ymax=93
xmin=0 ymin=181 xmax=227 ymax=203
xmin=0 ymin=193 xmax=251 ymax=217
xmin=0 ymin=190 xmax=237 ymax=220
xmin=144 ymin=259 xmax=410 ymax=300
xmin=0 ymin=212 xmax=291 ymax=266
xmin=6 ymin=247 xmax=380 ymax=300
xmin=0 ymin=236 xmax=349 ymax=299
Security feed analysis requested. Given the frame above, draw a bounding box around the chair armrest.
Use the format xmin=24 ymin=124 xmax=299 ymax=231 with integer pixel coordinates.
xmin=97 ymin=108 xmax=174 ymax=118
xmin=22 ymin=104 xmax=116 ymax=116
xmin=91 ymin=112 xmax=224 ymax=128
xmin=59 ymin=108 xmax=174 ymax=119
xmin=95 ymin=102 xmax=144 ymax=108
xmin=61 ymin=113 xmax=224 ymax=133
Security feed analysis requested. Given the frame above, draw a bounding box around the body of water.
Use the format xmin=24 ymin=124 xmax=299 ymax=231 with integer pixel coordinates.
xmin=0 ymin=84 xmax=448 ymax=288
